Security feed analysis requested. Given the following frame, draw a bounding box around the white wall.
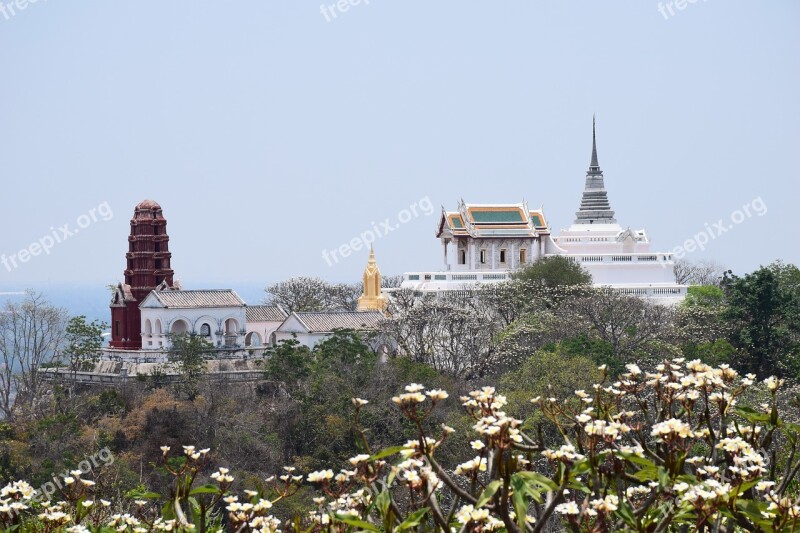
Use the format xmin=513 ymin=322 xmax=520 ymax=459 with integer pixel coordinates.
xmin=140 ymin=306 xmax=246 ymax=351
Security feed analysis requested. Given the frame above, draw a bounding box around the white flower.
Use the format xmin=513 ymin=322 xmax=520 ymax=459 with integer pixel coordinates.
xmin=651 ymin=418 xmax=693 ymax=440
xmin=555 ymin=501 xmax=580 ymax=515
xmin=763 ymin=376 xmax=783 ymax=391
xmin=426 ymin=389 xmax=449 ymax=401
xmin=348 ymin=454 xmax=370 ymax=466
xmin=454 ymin=456 xmax=487 ymax=475
xmin=307 ymin=470 xmax=334 ymax=483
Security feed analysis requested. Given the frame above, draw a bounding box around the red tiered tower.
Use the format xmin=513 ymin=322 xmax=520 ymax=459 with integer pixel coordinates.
xmin=109 ymin=200 xmax=175 ymax=350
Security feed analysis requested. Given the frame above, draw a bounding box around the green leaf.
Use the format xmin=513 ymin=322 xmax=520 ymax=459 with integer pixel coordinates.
xmin=375 ymin=490 xmax=394 ymax=531
xmin=734 ymin=406 xmax=771 ymax=424
xmin=161 ymin=500 xmax=176 ymax=521
xmin=620 ymin=453 xmax=656 ymax=468
xmin=396 ymin=508 xmax=429 ymax=531
xmin=333 ymin=514 xmax=380 ymax=532
xmin=615 ymin=501 xmax=638 ymax=529
xmin=632 ymin=465 xmax=659 ymax=482
xmin=510 ymin=485 xmax=528 ymax=531
xmin=189 ymin=484 xmax=222 ymax=496
xmin=657 ymin=467 xmax=670 ymax=488
xmin=369 ymin=446 xmax=408 ymax=461
xmin=514 ymin=471 xmax=559 ymax=492
xmin=375 ymin=489 xmax=391 ymax=516
xmin=127 ymin=490 xmax=163 ymax=500
xmin=475 ymin=480 xmax=502 ymax=508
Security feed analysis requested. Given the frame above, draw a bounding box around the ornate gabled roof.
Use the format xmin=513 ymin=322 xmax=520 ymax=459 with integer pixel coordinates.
xmin=145 ymin=289 xmax=245 ymax=309
xmin=289 ymin=311 xmax=384 ymax=333
xmin=246 ymin=305 xmax=289 ymax=322
xmin=111 ymin=283 xmax=135 ymax=305
xmin=437 ymin=201 xmax=547 ymax=238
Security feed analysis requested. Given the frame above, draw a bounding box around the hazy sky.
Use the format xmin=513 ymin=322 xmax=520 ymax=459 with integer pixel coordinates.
xmin=1 ymin=1 xmax=798 ymax=293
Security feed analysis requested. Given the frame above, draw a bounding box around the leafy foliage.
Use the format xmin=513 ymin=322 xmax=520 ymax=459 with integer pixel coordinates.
xmin=511 ymin=255 xmax=592 ymax=288
xmin=63 ymin=315 xmax=106 ymax=372
xmin=167 ymin=334 xmax=215 ymax=400
xmin=722 ymin=262 xmax=800 ymax=379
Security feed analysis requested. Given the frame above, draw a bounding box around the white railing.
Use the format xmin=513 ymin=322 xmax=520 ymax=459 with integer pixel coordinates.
xmin=404 ymin=271 xmax=511 ymax=283
xmin=610 ymin=286 xmax=687 ymax=298
xmin=564 ymin=253 xmax=674 ymax=264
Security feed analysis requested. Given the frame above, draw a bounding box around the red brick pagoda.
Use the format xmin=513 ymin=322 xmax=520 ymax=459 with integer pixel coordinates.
xmin=109 ymin=200 xmax=176 ymax=350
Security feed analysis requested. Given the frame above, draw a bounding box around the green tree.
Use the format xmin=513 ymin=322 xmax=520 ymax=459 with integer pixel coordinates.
xmin=684 ymin=284 xmax=724 ymax=307
xmin=722 ymin=261 xmax=800 ymax=378
xmin=313 ymin=329 xmax=374 ymax=366
xmin=511 ymin=255 xmax=592 ymax=287
xmin=499 ymin=345 xmax=601 ymax=441
xmin=676 ymin=285 xmax=730 ymax=362
xmin=167 ymin=333 xmax=215 ymax=400
xmin=262 ymin=337 xmax=313 ymax=394
xmin=63 ymin=315 xmax=106 ymax=373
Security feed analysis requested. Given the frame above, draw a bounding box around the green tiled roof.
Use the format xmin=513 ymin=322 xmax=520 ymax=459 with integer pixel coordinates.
xmin=471 ymin=210 xmax=525 ymax=223
xmin=451 ymin=217 xmax=464 ymax=228
xmin=530 ymin=214 xmax=544 ymax=227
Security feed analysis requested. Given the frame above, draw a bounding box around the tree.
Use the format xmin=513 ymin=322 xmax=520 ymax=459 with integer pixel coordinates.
xmin=511 ymin=255 xmax=592 ymax=288
xmin=722 ymin=261 xmax=800 ymax=378
xmin=683 ymin=284 xmax=724 ymax=307
xmin=562 ymin=288 xmax=677 ymax=364
xmin=313 ymin=329 xmax=374 ymax=366
xmin=378 ymin=297 xmax=502 ymax=379
xmin=63 ymin=316 xmax=106 ymax=373
xmin=0 ymin=291 xmax=67 ymax=419
xmin=167 ymin=333 xmax=215 ymax=400
xmin=674 ymin=258 xmax=726 ymax=286
xmin=381 ymin=274 xmax=404 ymax=289
xmin=264 ymin=277 xmax=331 ymax=313
xmin=262 ymin=337 xmax=313 ymax=395
xmin=264 ymin=277 xmax=361 ymax=313
xmin=499 ymin=345 xmax=601 ymax=424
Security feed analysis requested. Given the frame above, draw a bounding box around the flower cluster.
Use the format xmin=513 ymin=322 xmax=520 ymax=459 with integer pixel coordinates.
xmin=3 ymin=362 xmax=799 ymax=532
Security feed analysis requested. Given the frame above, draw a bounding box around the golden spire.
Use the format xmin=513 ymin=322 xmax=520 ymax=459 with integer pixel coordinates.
xmin=357 ymin=245 xmax=387 ymax=312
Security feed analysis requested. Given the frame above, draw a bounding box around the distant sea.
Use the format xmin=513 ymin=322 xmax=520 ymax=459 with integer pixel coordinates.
xmin=0 ymin=282 xmax=269 ymax=325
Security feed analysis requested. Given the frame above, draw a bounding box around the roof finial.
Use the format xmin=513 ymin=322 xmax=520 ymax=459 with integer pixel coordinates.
xmin=590 ymin=114 xmax=599 ymax=169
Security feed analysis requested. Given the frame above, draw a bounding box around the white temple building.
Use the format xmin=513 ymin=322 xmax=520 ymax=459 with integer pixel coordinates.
xmin=139 ymin=289 xmax=247 ymax=351
xmin=137 ymin=289 xmax=288 ymax=354
xmin=398 ymin=119 xmax=687 ymax=304
xmin=273 ymin=311 xmax=386 ymax=349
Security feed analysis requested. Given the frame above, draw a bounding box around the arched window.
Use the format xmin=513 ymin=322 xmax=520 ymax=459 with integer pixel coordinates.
xmin=170 ymin=320 xmax=188 ymax=334
xmin=225 ymin=318 xmax=239 ymax=334
xmin=200 ymin=323 xmax=211 ymax=337
xmin=245 ymin=332 xmax=262 ymax=347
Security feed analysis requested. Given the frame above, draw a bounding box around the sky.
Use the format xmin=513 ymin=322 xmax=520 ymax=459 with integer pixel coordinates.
xmin=1 ymin=1 xmax=798 ymax=299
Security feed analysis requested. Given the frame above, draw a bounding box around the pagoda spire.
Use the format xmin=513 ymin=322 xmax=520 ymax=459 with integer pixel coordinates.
xmin=357 ymin=245 xmax=387 ymax=312
xmin=574 ymin=117 xmax=617 ymax=225
xmin=590 ymin=114 xmax=599 ymax=169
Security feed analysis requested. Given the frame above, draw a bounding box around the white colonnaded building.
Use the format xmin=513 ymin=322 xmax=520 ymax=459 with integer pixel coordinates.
xmin=398 ymin=120 xmax=687 ymax=304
